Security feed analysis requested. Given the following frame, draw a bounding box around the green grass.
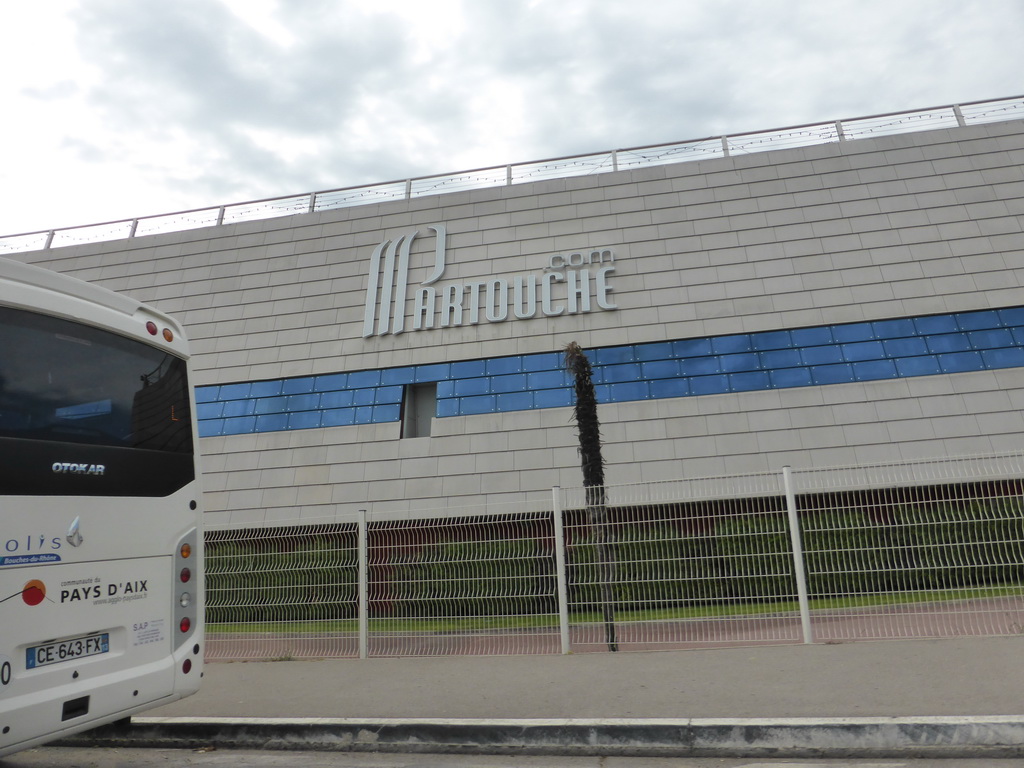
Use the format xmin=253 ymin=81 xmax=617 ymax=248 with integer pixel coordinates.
xmin=206 ymin=583 xmax=1023 ymax=635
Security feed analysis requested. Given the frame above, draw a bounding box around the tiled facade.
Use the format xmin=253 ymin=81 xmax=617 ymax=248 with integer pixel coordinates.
xmin=13 ymin=117 xmax=1024 ymax=525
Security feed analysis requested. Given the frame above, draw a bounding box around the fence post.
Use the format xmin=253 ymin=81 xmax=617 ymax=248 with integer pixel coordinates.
xmin=552 ymin=486 xmax=570 ymax=654
xmin=782 ymin=467 xmax=814 ymax=644
xmin=358 ymin=509 xmax=368 ymax=659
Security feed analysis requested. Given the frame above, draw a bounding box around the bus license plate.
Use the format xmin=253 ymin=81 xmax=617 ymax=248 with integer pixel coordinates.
xmin=26 ymin=634 xmax=109 ymax=669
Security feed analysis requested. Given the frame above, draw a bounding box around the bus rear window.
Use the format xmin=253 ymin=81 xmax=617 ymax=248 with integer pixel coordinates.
xmin=0 ymin=306 xmax=192 ymax=454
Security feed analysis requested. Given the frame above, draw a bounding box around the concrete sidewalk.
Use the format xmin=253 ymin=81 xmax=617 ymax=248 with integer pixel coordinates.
xmin=65 ymin=637 xmax=1024 ymax=757
xmin=151 ymin=636 xmax=1024 ymax=720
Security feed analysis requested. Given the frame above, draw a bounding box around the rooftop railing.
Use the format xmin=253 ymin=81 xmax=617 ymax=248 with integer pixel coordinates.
xmin=3 ymin=95 xmax=1022 ymax=255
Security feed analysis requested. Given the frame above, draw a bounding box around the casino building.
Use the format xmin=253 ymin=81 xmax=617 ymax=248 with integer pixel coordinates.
xmin=7 ymin=98 xmax=1024 ymax=526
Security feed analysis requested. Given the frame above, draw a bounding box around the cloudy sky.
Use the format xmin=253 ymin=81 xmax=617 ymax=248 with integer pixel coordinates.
xmin=1 ymin=0 xmax=1021 ymax=235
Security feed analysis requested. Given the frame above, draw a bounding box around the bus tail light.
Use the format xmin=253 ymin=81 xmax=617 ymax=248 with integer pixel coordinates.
xmin=144 ymin=320 xmax=174 ymax=343
xmin=173 ymin=528 xmax=200 ymax=653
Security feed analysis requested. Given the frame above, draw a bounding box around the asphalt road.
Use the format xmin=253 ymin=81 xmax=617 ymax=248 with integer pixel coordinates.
xmin=6 ymin=748 xmax=1024 ymax=768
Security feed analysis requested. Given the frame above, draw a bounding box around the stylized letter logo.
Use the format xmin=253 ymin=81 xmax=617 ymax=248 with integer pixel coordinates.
xmin=363 ymin=224 xmax=447 ymax=337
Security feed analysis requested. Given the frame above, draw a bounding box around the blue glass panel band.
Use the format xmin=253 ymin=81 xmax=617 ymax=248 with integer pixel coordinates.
xmin=196 ymin=306 xmax=1024 ymax=438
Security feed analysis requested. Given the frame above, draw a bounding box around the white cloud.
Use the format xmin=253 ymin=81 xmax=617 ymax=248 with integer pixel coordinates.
xmin=1 ymin=0 xmax=1021 ymax=235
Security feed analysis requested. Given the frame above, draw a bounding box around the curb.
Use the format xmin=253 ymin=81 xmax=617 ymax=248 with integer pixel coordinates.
xmin=57 ymin=715 xmax=1024 ymax=758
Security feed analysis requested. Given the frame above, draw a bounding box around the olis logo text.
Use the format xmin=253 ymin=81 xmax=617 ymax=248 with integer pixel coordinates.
xmin=61 ymin=580 xmax=148 ymax=603
xmin=0 ymin=535 xmax=62 ymax=567
xmin=4 ymin=535 xmax=61 ymax=554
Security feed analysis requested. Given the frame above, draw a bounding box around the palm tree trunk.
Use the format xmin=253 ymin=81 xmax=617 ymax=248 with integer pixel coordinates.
xmin=564 ymin=342 xmax=618 ymax=652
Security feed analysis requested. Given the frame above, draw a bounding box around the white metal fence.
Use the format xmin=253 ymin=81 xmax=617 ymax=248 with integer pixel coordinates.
xmin=204 ymin=452 xmax=1024 ymax=660
xmin=3 ymin=96 xmax=1023 ymax=254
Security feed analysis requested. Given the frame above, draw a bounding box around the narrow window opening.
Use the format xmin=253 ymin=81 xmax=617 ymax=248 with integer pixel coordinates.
xmin=401 ymin=382 xmax=436 ymax=438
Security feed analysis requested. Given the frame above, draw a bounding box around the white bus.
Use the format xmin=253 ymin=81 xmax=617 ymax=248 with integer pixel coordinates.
xmin=0 ymin=257 xmax=203 ymax=757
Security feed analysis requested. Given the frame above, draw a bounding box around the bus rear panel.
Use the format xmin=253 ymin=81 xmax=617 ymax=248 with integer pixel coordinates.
xmin=0 ymin=259 xmax=203 ymax=757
